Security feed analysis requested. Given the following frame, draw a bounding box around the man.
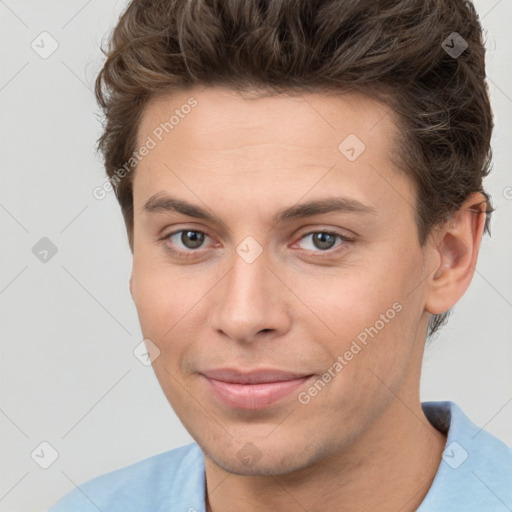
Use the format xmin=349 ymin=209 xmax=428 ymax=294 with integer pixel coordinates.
xmin=48 ymin=0 xmax=512 ymax=510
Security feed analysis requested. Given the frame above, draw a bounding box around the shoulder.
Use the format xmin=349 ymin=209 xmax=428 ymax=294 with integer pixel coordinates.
xmin=46 ymin=442 xmax=205 ymax=512
xmin=420 ymin=400 xmax=512 ymax=511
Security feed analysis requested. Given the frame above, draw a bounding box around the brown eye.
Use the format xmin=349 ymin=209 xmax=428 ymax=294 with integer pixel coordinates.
xmin=178 ymin=230 xmax=205 ymax=249
xmin=162 ymin=229 xmax=210 ymax=255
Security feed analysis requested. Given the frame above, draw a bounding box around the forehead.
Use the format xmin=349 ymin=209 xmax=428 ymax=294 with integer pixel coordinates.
xmin=136 ymin=86 xmax=396 ymax=155
xmin=132 ymin=86 xmax=414 ymax=226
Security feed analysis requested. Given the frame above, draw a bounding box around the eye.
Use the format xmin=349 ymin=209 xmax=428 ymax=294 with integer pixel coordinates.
xmin=293 ymin=230 xmax=351 ymax=257
xmin=159 ymin=228 xmax=353 ymax=261
xmin=160 ymin=229 xmax=212 ymax=257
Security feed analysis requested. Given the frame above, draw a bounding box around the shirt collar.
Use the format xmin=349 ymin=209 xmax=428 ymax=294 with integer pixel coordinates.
xmin=188 ymin=401 xmax=511 ymax=511
xmin=418 ymin=400 xmax=512 ymax=511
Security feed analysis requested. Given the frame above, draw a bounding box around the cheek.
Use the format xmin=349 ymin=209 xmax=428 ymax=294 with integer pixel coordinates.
xmin=131 ymin=258 xmax=184 ymax=343
xmin=300 ymin=267 xmax=405 ymax=338
xmin=130 ymin=259 xmax=216 ymax=372
xmin=295 ymin=254 xmax=421 ymax=378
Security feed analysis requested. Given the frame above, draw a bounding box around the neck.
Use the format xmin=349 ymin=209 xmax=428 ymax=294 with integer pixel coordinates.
xmin=204 ymin=397 xmax=447 ymax=512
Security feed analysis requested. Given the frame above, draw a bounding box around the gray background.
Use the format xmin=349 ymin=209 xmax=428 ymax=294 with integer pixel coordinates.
xmin=0 ymin=1 xmax=511 ymax=510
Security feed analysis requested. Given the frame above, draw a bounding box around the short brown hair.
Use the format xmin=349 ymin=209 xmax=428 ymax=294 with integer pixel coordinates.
xmin=95 ymin=0 xmax=494 ymax=335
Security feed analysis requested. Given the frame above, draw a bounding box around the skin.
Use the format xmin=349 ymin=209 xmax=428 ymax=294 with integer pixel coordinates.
xmin=129 ymin=86 xmax=486 ymax=511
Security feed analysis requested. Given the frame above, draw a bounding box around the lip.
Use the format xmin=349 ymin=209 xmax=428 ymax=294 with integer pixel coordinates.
xmin=200 ymin=368 xmax=314 ymax=410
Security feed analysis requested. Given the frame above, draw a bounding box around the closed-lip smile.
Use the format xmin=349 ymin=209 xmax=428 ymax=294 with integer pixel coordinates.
xmin=200 ymin=368 xmax=314 ymax=409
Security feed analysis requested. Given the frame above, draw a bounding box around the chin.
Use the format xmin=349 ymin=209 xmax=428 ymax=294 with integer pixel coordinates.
xmin=213 ymin=456 xmax=301 ymax=477
xmin=204 ymin=441 xmax=319 ymax=477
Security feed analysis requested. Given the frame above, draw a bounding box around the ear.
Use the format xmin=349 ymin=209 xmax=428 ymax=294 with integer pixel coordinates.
xmin=129 ymin=271 xmax=134 ymax=300
xmin=424 ymin=192 xmax=488 ymax=316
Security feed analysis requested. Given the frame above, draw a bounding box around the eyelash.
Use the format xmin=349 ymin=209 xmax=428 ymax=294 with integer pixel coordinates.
xmin=159 ymin=228 xmax=353 ymax=261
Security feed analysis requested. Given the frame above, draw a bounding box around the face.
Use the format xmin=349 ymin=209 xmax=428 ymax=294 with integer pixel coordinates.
xmin=130 ymin=86 xmax=433 ymax=476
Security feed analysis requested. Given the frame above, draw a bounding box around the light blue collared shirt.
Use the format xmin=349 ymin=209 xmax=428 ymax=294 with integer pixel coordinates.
xmin=47 ymin=401 xmax=512 ymax=511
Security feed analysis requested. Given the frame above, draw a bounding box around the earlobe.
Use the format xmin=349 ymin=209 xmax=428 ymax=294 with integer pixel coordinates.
xmin=425 ymin=193 xmax=487 ymax=315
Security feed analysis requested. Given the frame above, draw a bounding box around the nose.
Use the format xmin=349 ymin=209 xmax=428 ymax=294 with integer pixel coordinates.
xmin=208 ymin=247 xmax=292 ymax=344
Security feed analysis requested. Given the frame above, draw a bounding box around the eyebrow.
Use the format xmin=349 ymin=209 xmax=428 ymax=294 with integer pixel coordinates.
xmin=142 ymin=193 xmax=377 ymax=225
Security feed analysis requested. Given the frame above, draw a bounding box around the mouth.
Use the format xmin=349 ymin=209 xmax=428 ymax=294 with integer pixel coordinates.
xmin=200 ymin=368 xmax=315 ymax=410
